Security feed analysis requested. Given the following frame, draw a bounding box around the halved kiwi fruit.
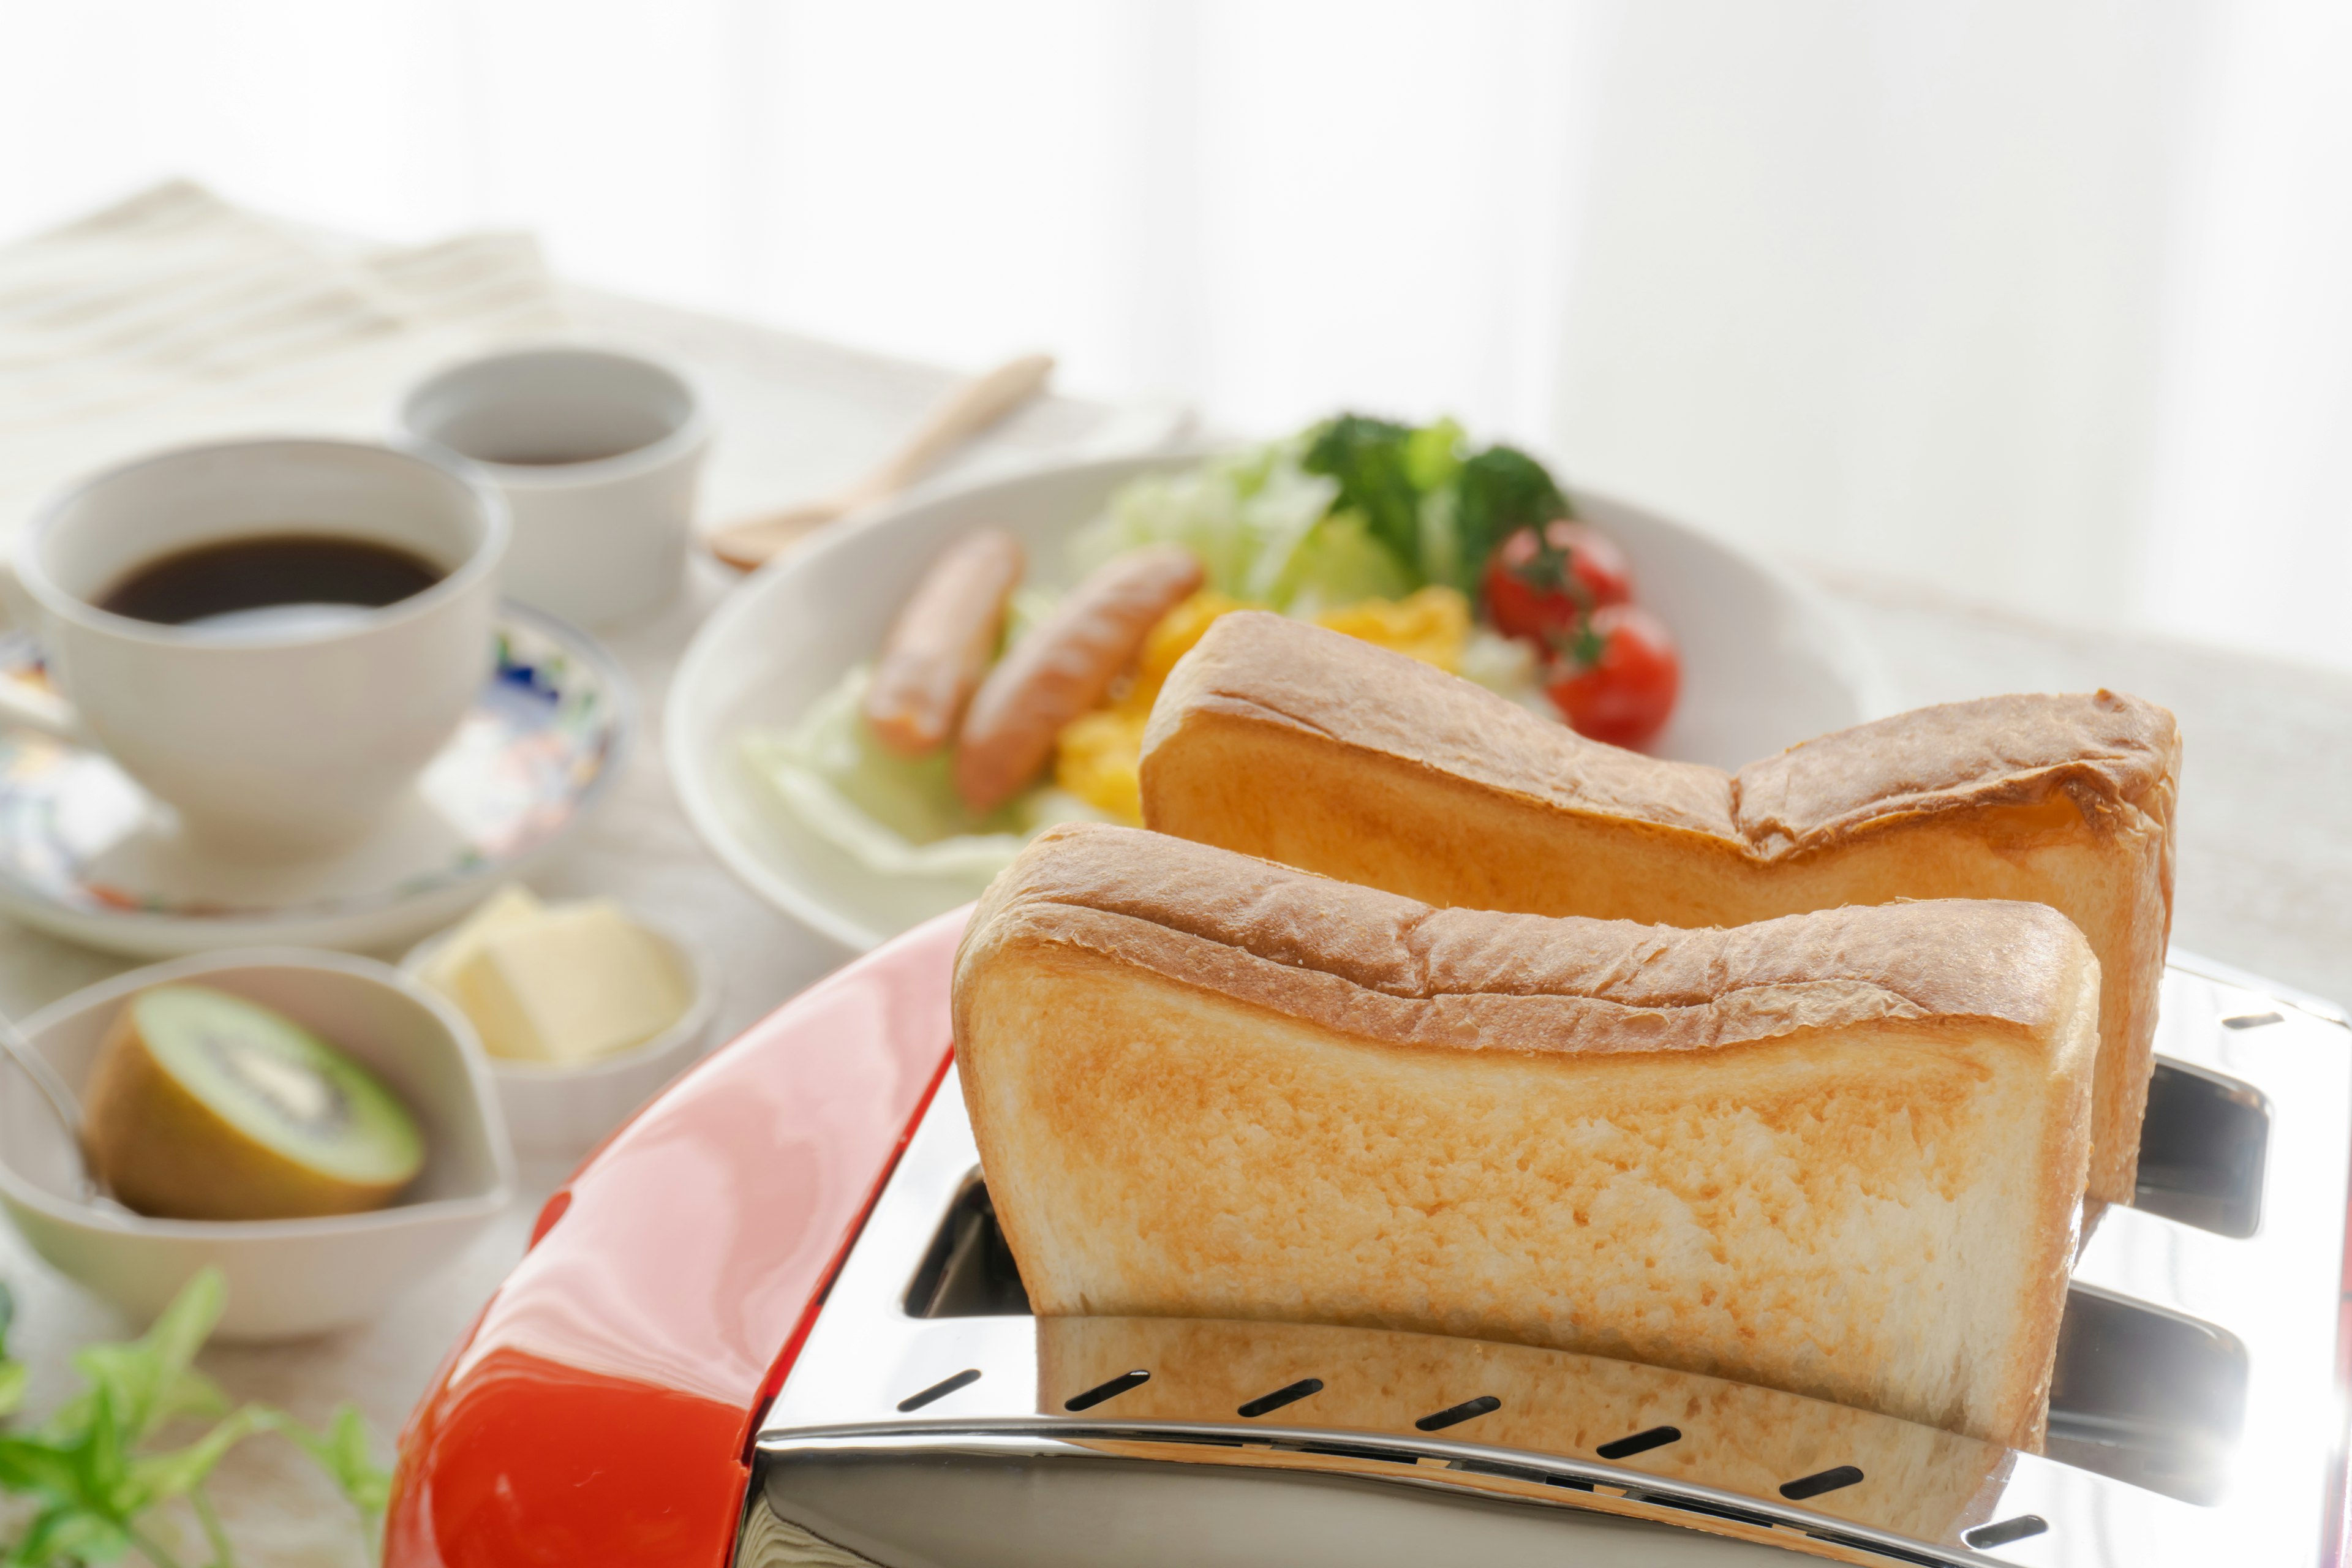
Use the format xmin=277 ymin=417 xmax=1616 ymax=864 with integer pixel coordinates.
xmin=83 ymin=984 xmax=426 ymax=1221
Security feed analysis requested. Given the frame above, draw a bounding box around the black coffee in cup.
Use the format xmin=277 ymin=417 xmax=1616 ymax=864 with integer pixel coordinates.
xmin=99 ymin=533 xmax=445 ymax=629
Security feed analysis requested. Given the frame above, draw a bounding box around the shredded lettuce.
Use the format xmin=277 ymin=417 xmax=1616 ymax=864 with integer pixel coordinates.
xmin=1271 ymin=511 xmax=1415 ymax=616
xmin=1072 ymin=444 xmax=1431 ymax=614
xmin=1072 ymin=446 xmax=1344 ymax=608
xmin=1004 ymin=584 xmax=1058 ymax=648
xmin=1073 ymin=448 xmax=1316 ymax=597
xmin=741 ymin=666 xmax=1106 ymax=884
xmin=1077 ymin=416 xmax=1567 ymax=608
xmin=1414 ymin=482 xmax=1464 ymax=598
xmin=749 ymin=415 xmax=1571 ymax=890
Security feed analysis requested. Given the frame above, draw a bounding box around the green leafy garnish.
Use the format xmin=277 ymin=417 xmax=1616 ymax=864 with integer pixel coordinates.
xmin=1401 ymin=418 xmax=1465 ymax=494
xmin=1447 ymin=444 xmax=1571 ymax=596
xmin=1075 ymin=410 xmax=1568 ymax=612
xmin=1302 ymin=415 xmax=1570 ymax=597
xmin=262 ymin=1404 xmax=391 ymax=1521
xmin=0 ymin=1284 xmax=24 ymax=1422
xmin=1300 ymin=413 xmax=1424 ymax=574
xmin=0 ymin=1270 xmax=390 ymax=1568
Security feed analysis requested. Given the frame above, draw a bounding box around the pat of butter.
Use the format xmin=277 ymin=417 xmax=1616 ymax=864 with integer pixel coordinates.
xmin=422 ymin=884 xmax=546 ymax=999
xmin=440 ymin=898 xmax=688 ymax=1065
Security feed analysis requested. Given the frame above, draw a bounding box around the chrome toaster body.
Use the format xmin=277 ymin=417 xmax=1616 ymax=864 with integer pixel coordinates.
xmin=742 ymin=957 xmax=2351 ymax=1566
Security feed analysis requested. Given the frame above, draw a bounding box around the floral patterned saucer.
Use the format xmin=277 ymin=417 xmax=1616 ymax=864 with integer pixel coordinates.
xmin=0 ymin=604 xmax=630 ymax=957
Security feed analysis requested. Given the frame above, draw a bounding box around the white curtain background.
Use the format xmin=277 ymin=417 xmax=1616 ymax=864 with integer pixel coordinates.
xmin=1 ymin=0 xmax=2346 ymax=669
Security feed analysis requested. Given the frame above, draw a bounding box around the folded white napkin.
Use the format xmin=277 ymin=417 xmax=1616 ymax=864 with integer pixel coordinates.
xmin=0 ymin=179 xmax=568 ymax=541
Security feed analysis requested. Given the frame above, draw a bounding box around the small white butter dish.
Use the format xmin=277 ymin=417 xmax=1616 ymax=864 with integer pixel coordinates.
xmin=0 ymin=949 xmax=513 ymax=1341
xmin=404 ymin=905 xmax=715 ymax=1156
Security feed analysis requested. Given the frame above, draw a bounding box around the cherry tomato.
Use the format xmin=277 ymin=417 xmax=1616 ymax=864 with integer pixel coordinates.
xmin=1544 ymin=603 xmax=1681 ymax=748
xmin=1482 ymin=521 xmax=1634 ymax=642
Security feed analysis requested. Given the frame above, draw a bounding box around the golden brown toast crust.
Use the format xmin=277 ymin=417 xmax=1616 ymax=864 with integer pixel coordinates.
xmin=1142 ymin=610 xmax=1740 ymax=839
xmin=1137 ymin=611 xmax=2177 ymax=1205
xmin=955 ymin=825 xmax=2098 ymax=1450
xmin=964 ymin=823 xmax=2097 ymax=1059
xmin=1144 ymin=609 xmax=2177 ymax=860
xmin=1733 ymin=689 xmax=2181 ymax=854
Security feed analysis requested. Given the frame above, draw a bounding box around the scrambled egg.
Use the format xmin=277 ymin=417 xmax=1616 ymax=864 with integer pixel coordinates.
xmin=1137 ymin=589 xmax=1251 ymax=692
xmin=1054 ymin=706 xmax=1155 ymax=823
xmin=1054 ymin=587 xmax=1470 ymax=823
xmin=1311 ymin=586 xmax=1470 ymax=672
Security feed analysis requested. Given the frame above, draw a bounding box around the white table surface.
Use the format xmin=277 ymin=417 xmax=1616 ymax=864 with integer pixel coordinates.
xmin=0 ymin=285 xmax=2345 ymax=1562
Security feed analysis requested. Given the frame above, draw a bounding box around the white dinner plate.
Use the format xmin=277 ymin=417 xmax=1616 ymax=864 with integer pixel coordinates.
xmin=669 ymin=451 xmax=1894 ymax=952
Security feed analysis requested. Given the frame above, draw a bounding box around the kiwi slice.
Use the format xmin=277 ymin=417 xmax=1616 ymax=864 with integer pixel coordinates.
xmin=83 ymin=984 xmax=426 ymax=1221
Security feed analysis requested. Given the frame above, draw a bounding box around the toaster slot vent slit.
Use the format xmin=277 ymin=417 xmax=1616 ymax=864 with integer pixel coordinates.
xmin=1778 ymin=1465 xmax=1864 ymax=1501
xmin=1964 ymin=1514 xmax=2051 ymax=1549
xmin=1413 ymin=1395 xmax=1501 ymax=1431
xmin=894 ymin=1368 xmax=981 ymax=1412
xmin=1064 ymin=1370 xmax=1150 ymax=1411
xmin=1237 ymin=1378 xmax=1324 ymax=1418
xmin=1594 ymin=1425 xmax=1681 ymax=1460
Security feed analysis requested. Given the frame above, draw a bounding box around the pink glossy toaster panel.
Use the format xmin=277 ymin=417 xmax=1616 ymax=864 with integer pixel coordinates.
xmin=386 ymin=909 xmax=965 ymax=1568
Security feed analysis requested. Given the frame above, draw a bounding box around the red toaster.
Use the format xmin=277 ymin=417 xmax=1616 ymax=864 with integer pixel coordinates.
xmin=386 ymin=910 xmax=2352 ymax=1566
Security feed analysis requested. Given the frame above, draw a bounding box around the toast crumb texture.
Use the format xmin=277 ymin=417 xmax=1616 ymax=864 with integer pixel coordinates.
xmin=1137 ymin=611 xmax=2176 ymax=1204
xmin=955 ymin=824 xmax=2100 ymax=1451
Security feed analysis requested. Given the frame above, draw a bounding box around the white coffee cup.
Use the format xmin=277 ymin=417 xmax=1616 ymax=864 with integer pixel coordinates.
xmin=398 ymin=345 xmax=710 ymax=628
xmin=1 ymin=439 xmax=508 ymax=857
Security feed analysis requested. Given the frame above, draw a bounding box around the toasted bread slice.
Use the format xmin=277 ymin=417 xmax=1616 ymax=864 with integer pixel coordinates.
xmin=1040 ymin=1316 xmax=2009 ymax=1544
xmin=956 ymin=824 xmax=2099 ymax=1450
xmin=1138 ymin=611 xmax=2176 ymax=1204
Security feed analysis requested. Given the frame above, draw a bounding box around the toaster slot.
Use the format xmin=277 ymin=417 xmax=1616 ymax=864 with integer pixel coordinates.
xmin=2043 ymin=1283 xmax=2247 ymax=1505
xmin=902 ymin=1171 xmax=2256 ymax=1507
xmin=2128 ymin=1059 xmax=2269 ymax=1238
xmin=905 ymin=1173 xmax=1031 ymax=1317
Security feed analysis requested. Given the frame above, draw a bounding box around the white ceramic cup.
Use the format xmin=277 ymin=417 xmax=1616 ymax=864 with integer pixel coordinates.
xmin=2 ymin=439 xmax=508 ymax=857
xmin=398 ymin=345 xmax=710 ymax=627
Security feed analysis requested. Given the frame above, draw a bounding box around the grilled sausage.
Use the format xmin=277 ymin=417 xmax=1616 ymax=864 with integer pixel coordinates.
xmin=953 ymin=545 xmax=1204 ymax=812
xmin=863 ymin=529 xmax=1026 ymax=758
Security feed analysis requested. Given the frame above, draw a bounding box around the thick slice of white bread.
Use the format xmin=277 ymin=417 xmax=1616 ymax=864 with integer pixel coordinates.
xmin=955 ymin=824 xmax=2100 ymax=1451
xmin=1138 ymin=611 xmax=2176 ymax=1205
